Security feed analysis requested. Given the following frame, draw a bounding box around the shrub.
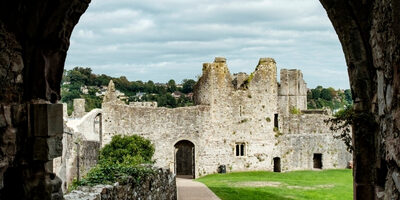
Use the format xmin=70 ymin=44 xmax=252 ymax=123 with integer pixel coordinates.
xmin=72 ymin=162 xmax=155 ymax=188
xmin=99 ymin=135 xmax=154 ymax=165
xmin=71 ymin=135 xmax=155 ymax=189
xmin=289 ymin=106 xmax=301 ymax=115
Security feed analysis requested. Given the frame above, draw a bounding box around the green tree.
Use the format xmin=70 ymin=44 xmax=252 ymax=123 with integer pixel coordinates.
xmin=167 ymin=79 xmax=177 ymax=92
xmin=344 ymin=89 xmax=352 ymax=104
xmin=95 ymin=74 xmax=112 ymax=86
xmin=311 ymin=88 xmax=321 ymax=99
xmin=165 ymin=93 xmax=177 ymax=108
xmin=321 ymin=88 xmax=333 ymax=101
xmin=100 ymin=135 xmax=154 ymax=165
xmin=144 ymin=81 xmax=155 ymax=93
xmin=72 ymin=135 xmax=155 ymax=188
xmin=182 ymin=79 xmax=196 ymax=94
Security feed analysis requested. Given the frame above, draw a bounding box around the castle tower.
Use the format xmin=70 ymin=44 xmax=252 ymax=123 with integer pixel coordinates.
xmin=193 ymin=57 xmax=234 ymax=106
xmin=278 ymin=69 xmax=307 ymax=115
xmin=249 ymin=58 xmax=278 ymax=94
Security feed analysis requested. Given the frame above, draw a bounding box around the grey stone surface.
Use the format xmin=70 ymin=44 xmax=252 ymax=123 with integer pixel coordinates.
xmin=32 ymin=104 xmax=64 ymax=137
xmin=64 ymin=168 xmax=177 ymax=200
xmin=97 ymin=58 xmax=351 ymax=178
xmin=73 ymin=99 xmax=86 ymax=118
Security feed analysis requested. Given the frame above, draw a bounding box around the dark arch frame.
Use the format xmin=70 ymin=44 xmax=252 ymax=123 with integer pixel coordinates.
xmin=0 ymin=1 xmax=399 ymax=199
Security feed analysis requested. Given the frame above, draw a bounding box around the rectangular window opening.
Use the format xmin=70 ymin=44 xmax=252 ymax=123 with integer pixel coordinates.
xmin=274 ymin=113 xmax=279 ymax=129
xmin=235 ymin=143 xmax=246 ymax=157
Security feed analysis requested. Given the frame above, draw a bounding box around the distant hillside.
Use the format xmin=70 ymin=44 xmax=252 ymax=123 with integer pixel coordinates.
xmin=307 ymin=86 xmax=352 ymax=111
xmin=61 ymin=67 xmax=352 ymax=115
xmin=61 ymin=67 xmax=195 ymax=115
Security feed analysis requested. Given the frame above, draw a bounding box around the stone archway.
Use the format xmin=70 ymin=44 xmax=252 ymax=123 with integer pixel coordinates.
xmin=174 ymin=140 xmax=195 ymax=179
xmin=0 ymin=1 xmax=399 ymax=199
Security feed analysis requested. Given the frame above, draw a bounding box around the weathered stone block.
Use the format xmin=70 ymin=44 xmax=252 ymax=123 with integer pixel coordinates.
xmin=33 ymin=136 xmax=63 ymax=161
xmin=31 ymin=104 xmax=63 ymax=137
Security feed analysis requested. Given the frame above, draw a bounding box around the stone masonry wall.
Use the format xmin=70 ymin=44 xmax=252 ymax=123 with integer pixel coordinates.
xmin=278 ymin=69 xmax=308 ymax=116
xmin=54 ymin=119 xmax=101 ymax=192
xmin=101 ymin=58 xmax=351 ymax=178
xmin=0 ymin=20 xmax=66 ymax=199
xmin=276 ymin=113 xmax=352 ymax=170
xmin=64 ymin=168 xmax=177 ymax=200
xmin=72 ymin=98 xmax=86 ymax=118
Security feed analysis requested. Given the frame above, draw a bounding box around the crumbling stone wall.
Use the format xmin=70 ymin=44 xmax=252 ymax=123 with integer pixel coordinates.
xmin=277 ymin=113 xmax=352 ymax=171
xmin=102 ymin=58 xmax=350 ymax=178
xmin=279 ymin=69 xmax=308 ymax=116
xmin=129 ymin=102 xmax=158 ymax=107
xmin=54 ymin=107 xmax=103 ymax=192
xmin=78 ymin=141 xmax=100 ymax=178
xmin=0 ymin=22 xmax=66 ymax=199
xmin=64 ymin=168 xmax=177 ymax=200
xmin=53 ymin=132 xmax=101 ymax=193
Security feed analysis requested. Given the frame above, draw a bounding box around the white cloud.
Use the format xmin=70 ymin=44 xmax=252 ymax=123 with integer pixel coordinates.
xmin=65 ymin=0 xmax=349 ymax=89
xmin=108 ymin=19 xmax=155 ymax=34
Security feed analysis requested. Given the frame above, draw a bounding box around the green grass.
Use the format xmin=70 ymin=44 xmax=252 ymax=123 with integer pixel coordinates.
xmin=196 ymin=169 xmax=353 ymax=200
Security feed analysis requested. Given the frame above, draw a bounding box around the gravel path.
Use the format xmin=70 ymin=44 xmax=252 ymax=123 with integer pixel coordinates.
xmin=176 ymin=177 xmax=221 ymax=200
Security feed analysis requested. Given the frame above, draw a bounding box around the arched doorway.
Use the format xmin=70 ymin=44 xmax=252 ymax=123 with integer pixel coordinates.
xmin=174 ymin=140 xmax=195 ymax=179
xmin=273 ymin=157 xmax=281 ymax=172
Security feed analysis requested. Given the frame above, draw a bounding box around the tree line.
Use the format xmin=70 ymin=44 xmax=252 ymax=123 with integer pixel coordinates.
xmin=307 ymin=86 xmax=352 ymax=111
xmin=61 ymin=67 xmax=196 ymax=115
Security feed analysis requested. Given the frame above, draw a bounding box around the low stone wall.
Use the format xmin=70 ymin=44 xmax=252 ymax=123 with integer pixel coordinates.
xmin=64 ymin=168 xmax=177 ymax=200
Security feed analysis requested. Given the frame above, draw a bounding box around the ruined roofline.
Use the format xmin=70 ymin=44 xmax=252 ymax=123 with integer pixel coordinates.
xmin=202 ymin=57 xmax=276 ymax=73
xmin=199 ymin=57 xmax=278 ymax=90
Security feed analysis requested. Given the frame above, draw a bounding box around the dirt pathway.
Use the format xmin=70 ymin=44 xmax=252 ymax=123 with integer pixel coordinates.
xmin=176 ymin=177 xmax=221 ymax=200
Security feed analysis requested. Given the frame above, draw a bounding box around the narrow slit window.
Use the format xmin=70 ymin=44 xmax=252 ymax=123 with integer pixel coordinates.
xmin=236 ymin=144 xmax=240 ymax=156
xmin=274 ymin=114 xmax=279 ymax=129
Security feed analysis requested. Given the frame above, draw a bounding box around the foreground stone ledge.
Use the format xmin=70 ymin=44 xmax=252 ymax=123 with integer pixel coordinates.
xmin=64 ymin=168 xmax=177 ymax=200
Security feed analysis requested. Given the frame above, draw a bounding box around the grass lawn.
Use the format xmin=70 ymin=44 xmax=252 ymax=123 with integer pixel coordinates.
xmin=196 ymin=169 xmax=353 ymax=200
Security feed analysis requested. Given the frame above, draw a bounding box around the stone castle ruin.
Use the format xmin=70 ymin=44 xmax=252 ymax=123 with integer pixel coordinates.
xmin=55 ymin=57 xmax=351 ymax=187
xmin=1 ymin=1 xmax=397 ymax=198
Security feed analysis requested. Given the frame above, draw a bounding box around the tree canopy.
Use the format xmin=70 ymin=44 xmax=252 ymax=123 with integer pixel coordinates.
xmin=61 ymin=67 xmax=196 ymax=114
xmin=307 ymin=86 xmax=352 ymax=111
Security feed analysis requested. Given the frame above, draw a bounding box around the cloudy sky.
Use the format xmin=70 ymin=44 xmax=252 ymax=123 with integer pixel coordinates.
xmin=65 ymin=0 xmax=350 ymax=89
